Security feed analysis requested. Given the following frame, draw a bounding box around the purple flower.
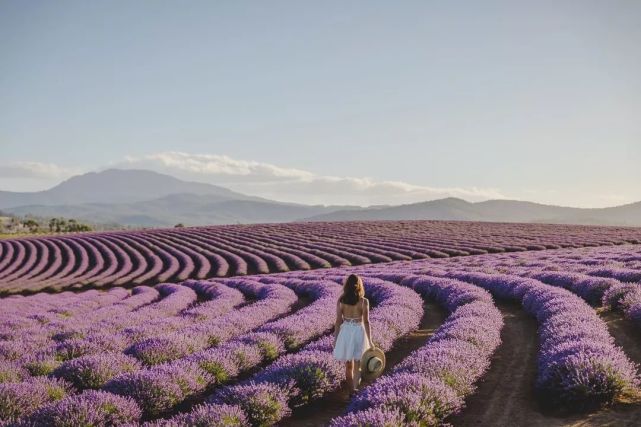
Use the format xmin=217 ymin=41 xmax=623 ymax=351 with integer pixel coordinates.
xmin=26 ymin=390 xmax=142 ymax=426
xmin=148 ymin=403 xmax=249 ymax=426
xmin=185 ymin=348 xmax=240 ymax=384
xmin=0 ymin=360 xmax=27 ymax=384
xmin=104 ymin=361 xmax=211 ymax=417
xmin=329 ymin=406 xmax=410 ymax=427
xmin=126 ymin=334 xmax=205 ymax=366
xmin=0 ymin=377 xmax=72 ymax=420
xmin=210 ymin=382 xmax=290 ymax=427
xmin=53 ymin=353 xmax=142 ymax=390
xmin=347 ymin=374 xmax=463 ymax=425
xmin=253 ymin=350 xmax=344 ymax=406
xmin=237 ymin=332 xmax=285 ymax=362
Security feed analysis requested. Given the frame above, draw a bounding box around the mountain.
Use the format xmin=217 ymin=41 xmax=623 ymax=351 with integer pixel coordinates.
xmin=2 ymin=169 xmax=640 ymax=227
xmin=5 ymin=193 xmax=345 ymax=227
xmin=0 ymin=170 xmax=355 ymax=227
xmin=303 ymin=198 xmax=641 ymax=227
xmin=0 ymin=169 xmax=264 ymax=208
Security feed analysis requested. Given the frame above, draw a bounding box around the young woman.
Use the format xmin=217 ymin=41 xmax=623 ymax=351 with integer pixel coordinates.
xmin=332 ymin=274 xmax=373 ymax=392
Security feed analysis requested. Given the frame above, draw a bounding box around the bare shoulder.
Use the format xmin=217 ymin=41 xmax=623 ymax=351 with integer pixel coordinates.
xmin=362 ymin=297 xmax=369 ymax=306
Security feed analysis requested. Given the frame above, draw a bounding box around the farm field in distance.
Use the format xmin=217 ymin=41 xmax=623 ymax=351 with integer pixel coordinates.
xmin=1 ymin=220 xmax=641 ymax=295
xmin=1 ymin=220 xmax=641 ymax=425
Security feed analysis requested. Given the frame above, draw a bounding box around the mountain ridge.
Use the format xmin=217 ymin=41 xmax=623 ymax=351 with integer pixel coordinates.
xmin=2 ymin=169 xmax=640 ymax=227
xmin=303 ymin=197 xmax=641 ymax=226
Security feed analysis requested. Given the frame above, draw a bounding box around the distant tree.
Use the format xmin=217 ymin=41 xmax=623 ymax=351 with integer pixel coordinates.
xmin=66 ymin=220 xmax=92 ymax=232
xmin=22 ymin=219 xmax=40 ymax=233
xmin=174 ymin=223 xmax=185 ymax=228
xmin=7 ymin=217 xmax=20 ymax=232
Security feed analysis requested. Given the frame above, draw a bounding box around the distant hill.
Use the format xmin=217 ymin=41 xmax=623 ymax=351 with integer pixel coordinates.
xmin=303 ymin=198 xmax=641 ymax=227
xmin=0 ymin=169 xmax=264 ymax=208
xmin=6 ymin=193 xmax=347 ymax=227
xmin=2 ymin=169 xmax=640 ymax=227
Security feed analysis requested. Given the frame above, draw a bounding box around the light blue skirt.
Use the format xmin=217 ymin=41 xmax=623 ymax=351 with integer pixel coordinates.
xmin=333 ymin=321 xmax=371 ymax=361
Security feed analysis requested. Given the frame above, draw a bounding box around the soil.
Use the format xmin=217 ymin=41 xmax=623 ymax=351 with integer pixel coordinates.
xmin=449 ymin=303 xmax=641 ymax=427
xmin=279 ymin=302 xmax=447 ymax=427
xmin=280 ymin=302 xmax=641 ymax=427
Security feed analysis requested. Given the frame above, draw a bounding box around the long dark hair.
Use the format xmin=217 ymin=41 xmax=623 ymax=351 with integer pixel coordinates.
xmin=340 ymin=274 xmax=365 ymax=305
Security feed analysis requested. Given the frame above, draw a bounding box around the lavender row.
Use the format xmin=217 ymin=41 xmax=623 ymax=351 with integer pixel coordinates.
xmin=123 ymin=280 xmax=296 ymax=366
xmin=99 ymin=278 xmax=338 ymax=419
xmin=194 ymin=277 xmax=423 ymax=426
xmin=8 ymin=278 xmax=336 ymax=424
xmin=39 ymin=280 xmax=276 ymax=374
xmin=3 ymin=283 xmax=241 ymax=380
xmin=330 ymin=274 xmax=503 ymax=426
xmin=0 ymin=284 xmax=197 ymax=375
xmin=0 ymin=280 xmax=293 ymax=423
xmin=402 ymin=244 xmax=641 ymax=329
xmin=448 ymin=271 xmax=639 ymax=408
xmin=3 ymin=220 xmax=641 ymax=294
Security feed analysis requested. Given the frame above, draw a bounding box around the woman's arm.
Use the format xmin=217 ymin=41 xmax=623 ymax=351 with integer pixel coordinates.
xmin=363 ymin=298 xmax=373 ymax=347
xmin=333 ymin=300 xmax=343 ymax=345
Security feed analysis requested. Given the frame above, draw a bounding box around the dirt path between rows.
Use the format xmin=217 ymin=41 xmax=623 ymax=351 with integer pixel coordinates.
xmin=447 ymin=301 xmax=552 ymax=427
xmin=280 ymin=301 xmax=641 ymax=427
xmin=449 ymin=302 xmax=641 ymax=427
xmin=279 ymin=302 xmax=447 ymax=427
xmin=601 ymin=310 xmax=641 ymax=366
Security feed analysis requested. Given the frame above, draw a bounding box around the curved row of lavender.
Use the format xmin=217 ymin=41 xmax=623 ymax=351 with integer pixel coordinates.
xmin=3 ymin=220 xmax=641 ymax=294
xmin=349 ymin=249 xmax=641 ymax=408
xmin=101 ymin=278 xmax=341 ymax=419
xmin=1 ymin=275 xmax=347 ymax=424
xmin=448 ymin=272 xmax=638 ymax=409
xmin=1 ymin=244 xmax=641 ymax=425
xmin=0 ymin=279 xmax=305 ymax=419
xmin=3 ymin=276 xmax=423 ymax=425
xmin=407 ymin=244 xmax=641 ymax=331
xmin=146 ymin=276 xmax=425 ymax=426
xmin=330 ymin=274 xmax=503 ymax=426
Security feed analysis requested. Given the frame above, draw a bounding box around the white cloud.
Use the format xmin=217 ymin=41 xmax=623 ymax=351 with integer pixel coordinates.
xmin=123 ymin=152 xmax=314 ymax=183
xmin=121 ymin=151 xmax=507 ymax=206
xmin=0 ymin=162 xmax=79 ymax=180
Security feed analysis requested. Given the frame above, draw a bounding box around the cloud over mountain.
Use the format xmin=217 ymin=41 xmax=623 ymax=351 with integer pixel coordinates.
xmin=119 ymin=151 xmax=506 ymax=205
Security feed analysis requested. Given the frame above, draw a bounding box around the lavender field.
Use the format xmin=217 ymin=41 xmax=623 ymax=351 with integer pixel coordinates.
xmin=2 ymin=222 xmax=641 ymax=426
xmin=2 ymin=220 xmax=641 ymax=295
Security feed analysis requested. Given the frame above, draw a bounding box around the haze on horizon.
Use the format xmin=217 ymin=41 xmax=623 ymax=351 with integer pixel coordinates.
xmin=1 ymin=1 xmax=640 ymax=208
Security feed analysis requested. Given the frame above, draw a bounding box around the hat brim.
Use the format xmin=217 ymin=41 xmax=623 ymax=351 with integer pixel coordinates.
xmin=361 ymin=347 xmax=386 ymax=381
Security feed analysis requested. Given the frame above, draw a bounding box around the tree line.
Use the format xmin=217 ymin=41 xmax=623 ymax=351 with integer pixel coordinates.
xmin=0 ymin=213 xmax=93 ymax=235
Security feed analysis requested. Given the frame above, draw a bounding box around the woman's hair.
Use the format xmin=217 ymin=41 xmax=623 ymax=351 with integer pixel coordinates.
xmin=340 ymin=274 xmax=365 ymax=305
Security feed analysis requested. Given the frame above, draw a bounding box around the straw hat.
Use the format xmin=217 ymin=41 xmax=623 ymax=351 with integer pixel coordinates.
xmin=361 ymin=347 xmax=386 ymax=380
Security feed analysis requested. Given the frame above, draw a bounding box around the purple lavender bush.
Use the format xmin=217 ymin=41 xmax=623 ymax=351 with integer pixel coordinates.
xmin=23 ymin=390 xmax=142 ymax=426
xmin=103 ymin=362 xmax=212 ymax=417
xmin=346 ymin=374 xmax=462 ymax=426
xmin=0 ymin=377 xmax=72 ymax=421
xmin=0 ymin=361 xmax=27 ymax=384
xmin=53 ymin=353 xmax=142 ymax=389
xmin=450 ymin=271 xmax=640 ymax=409
xmin=146 ymin=403 xmax=249 ymax=426
xmin=210 ymin=382 xmax=291 ymax=427
xmin=329 ymin=406 xmax=409 ymax=427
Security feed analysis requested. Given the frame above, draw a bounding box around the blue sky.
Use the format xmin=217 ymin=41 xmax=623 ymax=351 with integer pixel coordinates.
xmin=1 ymin=1 xmax=640 ymax=207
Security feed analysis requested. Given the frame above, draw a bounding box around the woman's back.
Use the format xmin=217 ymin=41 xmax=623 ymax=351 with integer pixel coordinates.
xmin=341 ymin=297 xmax=365 ymax=320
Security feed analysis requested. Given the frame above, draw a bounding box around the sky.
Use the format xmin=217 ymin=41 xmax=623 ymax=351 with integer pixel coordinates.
xmin=1 ymin=1 xmax=640 ymax=208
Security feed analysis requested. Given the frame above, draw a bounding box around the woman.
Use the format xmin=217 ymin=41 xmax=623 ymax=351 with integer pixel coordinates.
xmin=333 ymin=274 xmax=373 ymax=392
